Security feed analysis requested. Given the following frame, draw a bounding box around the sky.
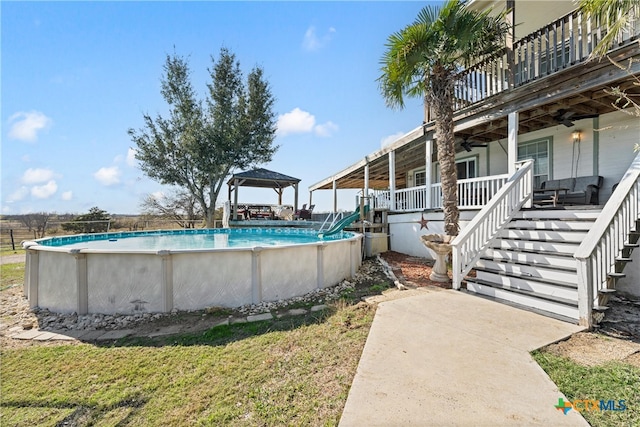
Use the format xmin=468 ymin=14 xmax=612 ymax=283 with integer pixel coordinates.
xmin=2 ymin=1 xmax=436 ymax=215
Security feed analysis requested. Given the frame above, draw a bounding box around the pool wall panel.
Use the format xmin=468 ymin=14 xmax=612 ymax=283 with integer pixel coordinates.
xmin=260 ymin=246 xmax=317 ymax=301
xmin=172 ymin=251 xmax=253 ymax=309
xmin=323 ymin=242 xmax=361 ymax=287
xmin=87 ymin=254 xmax=164 ymax=314
xmin=37 ymin=252 xmax=77 ymax=313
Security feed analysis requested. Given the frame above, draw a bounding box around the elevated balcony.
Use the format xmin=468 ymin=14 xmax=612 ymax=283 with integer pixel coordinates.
xmin=426 ymin=5 xmax=640 ymax=129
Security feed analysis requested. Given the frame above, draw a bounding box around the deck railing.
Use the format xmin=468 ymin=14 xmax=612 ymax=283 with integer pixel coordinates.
xmin=575 ymin=151 xmax=640 ymax=327
xmin=429 ymin=5 xmax=640 ymax=118
xmin=371 ymin=174 xmax=509 ymax=212
xmin=432 ymin=174 xmax=509 ymax=209
xmin=451 ymin=160 xmax=533 ymax=290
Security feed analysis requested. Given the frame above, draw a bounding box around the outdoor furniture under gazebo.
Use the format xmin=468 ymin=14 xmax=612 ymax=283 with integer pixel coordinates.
xmin=227 ymin=168 xmax=301 ymax=221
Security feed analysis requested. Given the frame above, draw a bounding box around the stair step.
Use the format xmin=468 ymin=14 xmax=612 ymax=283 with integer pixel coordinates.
xmin=616 ymin=257 xmax=633 ymax=263
xmin=473 ymin=270 xmax=578 ymax=300
xmin=608 ymin=272 xmax=626 ymax=278
xmin=625 ymin=242 xmax=640 ymax=248
xmin=516 ymin=209 xmax=601 ymax=220
xmin=495 ymin=239 xmax=579 ymax=254
xmin=499 ymin=229 xmax=587 ymax=242
xmin=476 ymin=259 xmax=577 ymax=283
xmin=507 ymin=220 xmax=594 ymax=231
xmin=593 ymin=305 xmax=610 ymax=312
xmin=598 ymin=288 xmax=617 ymax=294
xmin=465 ymin=279 xmax=579 ymax=321
xmin=484 ymin=249 xmax=577 ymax=269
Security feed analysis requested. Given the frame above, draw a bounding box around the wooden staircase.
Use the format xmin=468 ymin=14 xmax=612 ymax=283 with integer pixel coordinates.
xmin=463 ymin=208 xmax=638 ymax=324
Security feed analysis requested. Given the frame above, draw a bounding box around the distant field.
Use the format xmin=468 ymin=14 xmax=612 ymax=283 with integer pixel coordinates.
xmin=0 ymin=217 xmax=219 ymax=252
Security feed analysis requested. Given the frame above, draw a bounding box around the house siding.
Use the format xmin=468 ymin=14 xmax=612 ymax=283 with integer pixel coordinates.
xmin=597 ymin=113 xmax=639 ymax=202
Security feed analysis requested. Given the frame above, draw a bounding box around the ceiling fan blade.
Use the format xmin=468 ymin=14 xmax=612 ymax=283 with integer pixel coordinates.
xmin=572 ymin=114 xmax=599 ymax=120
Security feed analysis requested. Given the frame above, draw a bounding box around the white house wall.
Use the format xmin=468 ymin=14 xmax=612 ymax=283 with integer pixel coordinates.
xmin=470 ymin=1 xmax=576 ymax=41
xmin=388 ymin=210 xmax=480 ymax=258
xmin=597 ymin=112 xmax=639 ymax=201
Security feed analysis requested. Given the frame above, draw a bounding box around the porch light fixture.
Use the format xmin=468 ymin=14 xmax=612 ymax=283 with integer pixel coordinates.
xmin=572 ymin=130 xmax=581 ymax=143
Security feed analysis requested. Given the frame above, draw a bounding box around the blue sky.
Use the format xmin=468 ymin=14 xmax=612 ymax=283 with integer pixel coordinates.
xmin=2 ymin=1 xmax=435 ymax=215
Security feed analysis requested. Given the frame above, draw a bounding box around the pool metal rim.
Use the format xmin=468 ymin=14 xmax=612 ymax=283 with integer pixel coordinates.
xmin=23 ymin=227 xmax=360 ymax=255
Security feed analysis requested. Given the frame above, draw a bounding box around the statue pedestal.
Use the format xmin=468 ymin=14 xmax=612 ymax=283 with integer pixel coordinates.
xmin=420 ymin=234 xmax=453 ymax=283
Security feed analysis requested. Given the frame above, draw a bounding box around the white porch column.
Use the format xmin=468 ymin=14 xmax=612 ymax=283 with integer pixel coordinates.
xmin=364 ymin=161 xmax=370 ymax=206
xmin=508 ymin=111 xmax=519 ymax=175
xmin=425 ymin=137 xmax=433 ymax=209
xmin=389 ymin=150 xmax=396 ymax=211
xmin=332 ymin=180 xmax=338 ymax=213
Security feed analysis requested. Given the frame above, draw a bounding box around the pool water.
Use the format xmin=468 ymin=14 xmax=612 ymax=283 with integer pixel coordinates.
xmin=39 ymin=228 xmax=350 ymax=251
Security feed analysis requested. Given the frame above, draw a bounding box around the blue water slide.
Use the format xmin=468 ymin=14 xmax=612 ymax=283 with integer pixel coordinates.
xmin=318 ymin=205 xmax=370 ymax=237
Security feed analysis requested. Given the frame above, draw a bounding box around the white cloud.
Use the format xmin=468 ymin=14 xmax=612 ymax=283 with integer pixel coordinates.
xmin=61 ymin=191 xmax=73 ymax=201
xmin=22 ymin=168 xmax=56 ymax=184
xmin=276 ymin=108 xmax=339 ymax=138
xmin=381 ymin=132 xmax=406 ymax=148
xmin=302 ymin=26 xmax=336 ymax=51
xmin=277 ymin=108 xmax=316 ymax=136
xmin=22 ymin=154 xmax=31 ymax=162
xmin=7 ymin=187 xmax=29 ymax=202
xmin=8 ymin=111 xmax=52 ymax=142
xmin=31 ymin=180 xmax=58 ymax=199
xmin=94 ymin=166 xmax=121 ymax=186
xmin=126 ymin=148 xmax=137 ymax=167
xmin=315 ymin=121 xmax=339 ymax=137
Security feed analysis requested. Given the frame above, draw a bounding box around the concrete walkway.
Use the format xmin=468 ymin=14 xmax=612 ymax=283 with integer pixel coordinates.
xmin=340 ymin=289 xmax=588 ymax=426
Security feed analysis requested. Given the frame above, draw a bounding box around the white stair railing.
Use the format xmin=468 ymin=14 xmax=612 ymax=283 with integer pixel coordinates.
xmin=575 ymin=151 xmax=640 ymax=328
xmin=451 ymin=160 xmax=534 ymax=290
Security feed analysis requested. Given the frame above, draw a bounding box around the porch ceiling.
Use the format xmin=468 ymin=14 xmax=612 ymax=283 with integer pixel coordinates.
xmin=310 ymin=42 xmax=640 ymax=192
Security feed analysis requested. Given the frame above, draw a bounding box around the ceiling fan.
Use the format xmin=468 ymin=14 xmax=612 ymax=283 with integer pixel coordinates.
xmin=552 ymin=109 xmax=599 ymax=127
xmin=460 ymin=138 xmax=488 ymax=152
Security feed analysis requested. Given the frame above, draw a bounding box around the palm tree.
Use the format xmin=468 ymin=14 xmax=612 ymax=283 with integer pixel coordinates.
xmin=579 ymin=0 xmax=638 ymax=59
xmin=378 ymin=0 xmax=509 ymax=236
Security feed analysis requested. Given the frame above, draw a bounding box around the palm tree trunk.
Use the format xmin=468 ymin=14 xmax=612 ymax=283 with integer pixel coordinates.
xmin=430 ymin=70 xmax=460 ymax=236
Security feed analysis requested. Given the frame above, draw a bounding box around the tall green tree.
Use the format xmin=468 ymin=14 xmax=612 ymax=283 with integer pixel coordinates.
xmin=378 ymin=0 xmax=509 ymax=236
xmin=129 ymin=48 xmax=277 ymax=227
xmin=61 ymin=207 xmax=111 ymax=234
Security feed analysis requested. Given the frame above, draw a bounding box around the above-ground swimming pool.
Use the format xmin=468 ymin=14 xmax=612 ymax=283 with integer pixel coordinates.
xmin=23 ymin=228 xmax=362 ymax=315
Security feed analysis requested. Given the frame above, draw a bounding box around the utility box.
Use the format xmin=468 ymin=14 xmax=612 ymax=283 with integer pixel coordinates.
xmin=364 ymin=232 xmax=388 ymax=257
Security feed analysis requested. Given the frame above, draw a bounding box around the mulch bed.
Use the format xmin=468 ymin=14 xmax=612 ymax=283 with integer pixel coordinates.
xmin=379 ymin=251 xmax=452 ymax=289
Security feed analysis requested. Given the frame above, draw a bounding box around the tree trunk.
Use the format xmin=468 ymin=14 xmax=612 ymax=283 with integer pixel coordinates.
xmin=429 ymin=70 xmax=460 ymax=236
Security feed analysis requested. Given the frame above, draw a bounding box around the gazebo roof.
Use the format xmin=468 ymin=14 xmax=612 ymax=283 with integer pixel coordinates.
xmin=227 ymin=168 xmax=301 ymax=189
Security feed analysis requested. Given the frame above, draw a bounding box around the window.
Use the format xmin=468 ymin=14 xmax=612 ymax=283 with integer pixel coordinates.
xmin=518 ymin=138 xmax=551 ymax=189
xmin=435 ymin=157 xmax=477 ymax=182
xmin=456 ymin=158 xmax=477 ymax=180
xmin=414 ymin=170 xmax=426 ymax=186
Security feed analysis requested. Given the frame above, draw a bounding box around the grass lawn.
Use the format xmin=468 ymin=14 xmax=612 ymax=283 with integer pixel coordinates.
xmin=532 ymin=350 xmax=640 ymax=427
xmin=0 ymin=248 xmax=25 ymax=256
xmin=4 ymin=256 xmax=639 ymax=426
xmin=0 ymin=262 xmax=25 ymax=291
xmin=1 ymin=302 xmax=374 ymax=426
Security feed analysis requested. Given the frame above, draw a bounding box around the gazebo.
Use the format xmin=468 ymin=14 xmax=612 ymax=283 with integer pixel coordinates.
xmin=227 ymin=168 xmax=301 ymax=220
